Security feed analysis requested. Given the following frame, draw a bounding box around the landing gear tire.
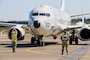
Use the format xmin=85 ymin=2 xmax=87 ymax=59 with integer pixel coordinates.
xmin=37 ymin=40 xmax=40 ymax=46
xmin=53 ymin=35 xmax=57 ymax=39
xmin=37 ymin=40 xmax=45 ymax=46
xmin=75 ymin=37 xmax=78 ymax=45
xmin=69 ymin=36 xmax=73 ymax=45
xmin=31 ymin=37 xmax=36 ymax=44
xmin=41 ymin=41 xmax=45 ymax=46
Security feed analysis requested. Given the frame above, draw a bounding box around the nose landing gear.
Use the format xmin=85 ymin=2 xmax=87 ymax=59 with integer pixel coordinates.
xmin=31 ymin=35 xmax=45 ymax=46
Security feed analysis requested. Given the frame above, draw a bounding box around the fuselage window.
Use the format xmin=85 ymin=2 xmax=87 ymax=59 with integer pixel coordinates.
xmin=32 ymin=13 xmax=38 ymax=16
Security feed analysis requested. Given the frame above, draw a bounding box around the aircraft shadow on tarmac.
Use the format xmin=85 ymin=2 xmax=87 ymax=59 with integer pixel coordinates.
xmin=2 ymin=42 xmax=57 ymax=48
xmin=0 ymin=42 xmax=89 ymax=48
xmin=69 ymin=44 xmax=88 ymax=45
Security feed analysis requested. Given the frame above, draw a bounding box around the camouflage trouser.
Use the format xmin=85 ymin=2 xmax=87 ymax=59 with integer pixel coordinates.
xmin=62 ymin=41 xmax=68 ymax=53
xmin=12 ymin=42 xmax=17 ymax=52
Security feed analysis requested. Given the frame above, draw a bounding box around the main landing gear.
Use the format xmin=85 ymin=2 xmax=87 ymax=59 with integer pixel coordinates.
xmin=69 ymin=30 xmax=78 ymax=45
xmin=31 ymin=36 xmax=45 ymax=46
xmin=69 ymin=35 xmax=78 ymax=45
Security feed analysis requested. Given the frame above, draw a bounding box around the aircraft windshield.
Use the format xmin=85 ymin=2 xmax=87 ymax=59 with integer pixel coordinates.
xmin=39 ymin=13 xmax=50 ymax=17
xmin=46 ymin=13 xmax=50 ymax=17
xmin=39 ymin=13 xmax=45 ymax=16
xmin=32 ymin=13 xmax=50 ymax=17
xmin=32 ymin=13 xmax=38 ymax=16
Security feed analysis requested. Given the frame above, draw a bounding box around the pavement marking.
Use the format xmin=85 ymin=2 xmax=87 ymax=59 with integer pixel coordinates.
xmin=25 ymin=48 xmax=68 ymax=57
xmin=0 ymin=50 xmax=12 ymax=53
xmin=0 ymin=49 xmax=24 ymax=53
xmin=26 ymin=48 xmax=51 ymax=55
xmin=61 ymin=45 xmax=90 ymax=60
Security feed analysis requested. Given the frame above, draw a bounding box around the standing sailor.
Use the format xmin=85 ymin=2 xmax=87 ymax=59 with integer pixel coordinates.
xmin=61 ymin=31 xmax=69 ymax=55
xmin=11 ymin=28 xmax=17 ymax=52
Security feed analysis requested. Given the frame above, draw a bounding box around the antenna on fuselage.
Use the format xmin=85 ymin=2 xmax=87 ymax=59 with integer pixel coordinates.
xmin=60 ymin=0 xmax=65 ymax=11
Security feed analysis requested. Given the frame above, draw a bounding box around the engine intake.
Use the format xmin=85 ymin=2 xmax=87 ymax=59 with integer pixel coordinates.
xmin=8 ymin=27 xmax=25 ymax=40
xmin=79 ymin=28 xmax=90 ymax=41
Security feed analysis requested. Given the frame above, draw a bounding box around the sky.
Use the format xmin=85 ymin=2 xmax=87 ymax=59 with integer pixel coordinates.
xmin=0 ymin=0 xmax=90 ymax=21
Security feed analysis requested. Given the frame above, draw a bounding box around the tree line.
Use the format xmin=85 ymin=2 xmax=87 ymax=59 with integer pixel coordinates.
xmin=72 ymin=17 xmax=90 ymax=24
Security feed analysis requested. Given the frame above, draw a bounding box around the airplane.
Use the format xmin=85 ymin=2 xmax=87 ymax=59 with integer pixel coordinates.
xmin=0 ymin=0 xmax=90 ymax=46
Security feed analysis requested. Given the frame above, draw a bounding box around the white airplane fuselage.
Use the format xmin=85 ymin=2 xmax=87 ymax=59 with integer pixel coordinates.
xmin=28 ymin=5 xmax=71 ymax=36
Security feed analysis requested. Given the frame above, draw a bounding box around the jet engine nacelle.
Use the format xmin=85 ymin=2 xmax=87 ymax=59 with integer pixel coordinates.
xmin=8 ymin=26 xmax=25 ymax=40
xmin=78 ymin=27 xmax=90 ymax=41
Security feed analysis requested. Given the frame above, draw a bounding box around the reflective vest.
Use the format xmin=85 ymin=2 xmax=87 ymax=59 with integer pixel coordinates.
xmin=61 ymin=35 xmax=69 ymax=41
xmin=12 ymin=34 xmax=17 ymax=42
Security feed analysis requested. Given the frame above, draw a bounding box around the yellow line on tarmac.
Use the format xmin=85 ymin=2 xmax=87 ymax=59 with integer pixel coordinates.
xmin=26 ymin=48 xmax=68 ymax=56
xmin=0 ymin=49 xmax=23 ymax=53
xmin=26 ymin=48 xmax=51 ymax=55
xmin=0 ymin=50 xmax=12 ymax=53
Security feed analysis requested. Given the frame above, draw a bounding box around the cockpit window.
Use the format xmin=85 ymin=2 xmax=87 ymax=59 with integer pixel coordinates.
xmin=32 ymin=12 xmax=50 ymax=17
xmin=46 ymin=13 xmax=50 ymax=17
xmin=39 ymin=13 xmax=50 ymax=17
xmin=39 ymin=13 xmax=45 ymax=16
xmin=32 ymin=13 xmax=38 ymax=16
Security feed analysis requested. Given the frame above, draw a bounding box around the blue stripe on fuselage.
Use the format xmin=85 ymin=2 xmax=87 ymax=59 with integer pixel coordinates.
xmin=29 ymin=10 xmax=34 ymax=23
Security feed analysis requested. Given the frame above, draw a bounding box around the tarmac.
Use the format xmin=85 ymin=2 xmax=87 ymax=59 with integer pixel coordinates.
xmin=0 ymin=34 xmax=90 ymax=60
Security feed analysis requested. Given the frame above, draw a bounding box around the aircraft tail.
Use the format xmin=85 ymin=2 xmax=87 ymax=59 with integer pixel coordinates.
xmin=60 ymin=0 xmax=65 ymax=11
xmin=82 ymin=5 xmax=85 ymax=23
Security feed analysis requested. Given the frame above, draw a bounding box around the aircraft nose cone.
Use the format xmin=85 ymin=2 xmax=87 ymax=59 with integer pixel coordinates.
xmin=34 ymin=21 xmax=40 ymax=28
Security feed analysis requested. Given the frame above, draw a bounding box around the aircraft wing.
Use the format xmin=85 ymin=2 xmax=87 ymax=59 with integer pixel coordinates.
xmin=69 ymin=13 xmax=90 ymax=30
xmin=87 ymin=24 xmax=90 ymax=27
xmin=70 ymin=13 xmax=90 ymax=18
xmin=64 ymin=22 xmax=85 ymax=31
xmin=0 ymin=22 xmax=29 ymax=29
xmin=66 ymin=25 xmax=82 ymax=30
xmin=64 ymin=22 xmax=89 ymax=31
